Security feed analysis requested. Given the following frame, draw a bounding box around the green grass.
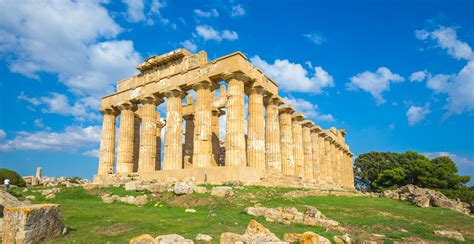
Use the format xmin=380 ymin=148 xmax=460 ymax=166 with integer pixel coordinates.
xmin=10 ymin=185 xmax=474 ymax=243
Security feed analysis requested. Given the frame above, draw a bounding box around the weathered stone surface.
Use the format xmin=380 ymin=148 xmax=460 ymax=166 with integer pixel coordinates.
xmin=155 ymin=234 xmax=193 ymax=243
xmin=413 ymin=196 xmax=430 ymax=208
xmin=284 ymin=231 xmax=322 ymax=244
xmin=2 ymin=204 xmax=64 ymax=243
xmin=220 ymin=220 xmax=284 ymax=244
xmin=101 ymin=194 xmax=148 ymax=205
xmin=130 ymin=234 xmax=158 ymax=244
xmin=195 ymin=234 xmax=212 ymax=242
xmin=192 ymin=186 xmax=208 ymax=194
xmin=210 ymin=186 xmax=234 ymax=197
xmin=173 ymin=182 xmax=194 ymax=195
xmin=433 ymin=230 xmax=464 ymax=241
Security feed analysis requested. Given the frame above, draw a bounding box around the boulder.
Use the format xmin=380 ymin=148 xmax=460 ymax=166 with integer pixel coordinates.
xmin=220 ymin=232 xmax=246 ymax=244
xmin=220 ymin=220 xmax=284 ymax=244
xmin=211 ymin=186 xmax=234 ymax=197
xmin=195 ymin=234 xmax=213 ymax=242
xmin=173 ymin=182 xmax=194 ymax=195
xmin=155 ymin=234 xmax=193 ymax=243
xmin=433 ymin=230 xmax=464 ymax=241
xmin=125 ymin=181 xmax=144 ymax=191
xmin=284 ymin=231 xmax=322 ymax=243
xmin=147 ymin=183 xmax=169 ymax=193
xmin=2 ymin=204 xmax=64 ymax=243
xmin=413 ymin=196 xmax=430 ymax=208
xmin=130 ymin=234 xmax=158 ymax=244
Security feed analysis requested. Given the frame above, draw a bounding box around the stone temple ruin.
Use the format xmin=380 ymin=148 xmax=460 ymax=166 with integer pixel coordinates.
xmin=94 ymin=49 xmax=354 ymax=189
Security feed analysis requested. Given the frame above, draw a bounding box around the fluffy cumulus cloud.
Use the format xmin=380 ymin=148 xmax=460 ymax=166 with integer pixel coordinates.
xmin=250 ymin=56 xmax=334 ymax=93
xmin=283 ymin=96 xmax=335 ymax=122
xmin=194 ymin=8 xmax=219 ymax=18
xmin=303 ymin=33 xmax=325 ymax=45
xmin=0 ymin=0 xmax=142 ymax=97
xmin=180 ymin=40 xmax=198 ymax=53
xmin=406 ymin=103 xmax=431 ymax=126
xmin=416 ymin=26 xmax=474 ymax=117
xmin=195 ymin=25 xmax=238 ymax=41
xmin=410 ymin=70 xmax=428 ymax=82
xmin=231 ymin=4 xmax=246 ymax=16
xmin=347 ymin=67 xmax=404 ymax=105
xmin=0 ymin=126 xmax=101 ymax=152
xmin=83 ymin=149 xmax=100 ymax=158
xmin=121 ymin=0 xmax=171 ymax=26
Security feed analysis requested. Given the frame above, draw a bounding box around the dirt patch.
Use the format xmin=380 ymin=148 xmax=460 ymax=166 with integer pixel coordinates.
xmin=96 ymin=223 xmax=131 ymax=236
xmin=150 ymin=193 xmax=217 ymax=208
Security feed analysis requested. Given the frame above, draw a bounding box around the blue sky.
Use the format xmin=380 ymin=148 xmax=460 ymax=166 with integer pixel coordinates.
xmin=0 ymin=0 xmax=473 ymax=184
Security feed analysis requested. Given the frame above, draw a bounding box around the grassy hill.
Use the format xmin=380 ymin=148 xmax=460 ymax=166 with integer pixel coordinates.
xmin=10 ymin=185 xmax=474 ymax=243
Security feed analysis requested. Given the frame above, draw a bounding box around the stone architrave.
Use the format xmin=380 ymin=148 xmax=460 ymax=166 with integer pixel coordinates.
xmin=247 ymin=84 xmax=265 ymax=170
xmin=163 ymin=87 xmax=185 ymax=170
xmin=302 ymin=120 xmax=314 ymax=180
xmin=116 ymin=102 xmax=137 ymax=175
xmin=291 ymin=112 xmax=305 ymax=177
xmin=98 ymin=107 xmax=118 ymax=175
xmin=138 ymin=94 xmax=162 ymax=173
xmin=278 ymin=105 xmax=295 ymax=176
xmin=264 ymin=96 xmax=283 ymax=173
xmin=223 ymin=72 xmax=248 ymax=167
xmin=192 ymin=80 xmax=213 ymax=168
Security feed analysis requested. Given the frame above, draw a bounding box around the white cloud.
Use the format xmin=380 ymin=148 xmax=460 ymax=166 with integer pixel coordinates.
xmin=406 ymin=103 xmax=431 ymax=126
xmin=0 ymin=126 xmax=101 ymax=152
xmin=122 ymin=0 xmax=146 ymax=22
xmin=303 ymin=33 xmax=325 ymax=45
xmin=33 ymin=118 xmax=51 ymax=130
xmin=231 ymin=5 xmax=246 ymax=16
xmin=18 ymin=92 xmax=101 ymax=122
xmin=180 ymin=40 xmax=197 ymax=53
xmin=417 ymin=26 xmax=474 ymax=117
xmin=0 ymin=129 xmax=6 ymax=140
xmin=194 ymin=8 xmax=219 ymax=18
xmin=250 ymin=56 xmax=334 ymax=93
xmin=83 ymin=149 xmax=100 ymax=158
xmin=195 ymin=25 xmax=238 ymax=41
xmin=347 ymin=67 xmax=404 ymax=105
xmin=283 ymin=96 xmax=335 ymax=122
xmin=0 ymin=0 xmax=142 ymax=97
xmin=416 ymin=26 xmax=474 ymax=61
xmin=423 ymin=152 xmax=474 ymax=167
xmin=410 ymin=70 xmax=428 ymax=82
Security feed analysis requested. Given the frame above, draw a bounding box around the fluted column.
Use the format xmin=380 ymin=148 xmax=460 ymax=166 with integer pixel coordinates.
xmin=183 ymin=114 xmax=194 ymax=168
xmin=116 ymin=102 xmax=137 ymax=175
xmin=155 ymin=113 xmax=165 ymax=170
xmin=348 ymin=152 xmax=354 ymax=189
xmin=193 ymin=80 xmax=213 ymax=168
xmin=279 ymin=105 xmax=295 ymax=175
xmin=334 ymin=144 xmax=343 ymax=187
xmin=163 ymin=88 xmax=184 ymax=170
xmin=211 ymin=108 xmax=224 ymax=166
xmin=302 ymin=120 xmax=314 ymax=181
xmin=264 ymin=96 xmax=283 ymax=173
xmin=224 ymin=72 xmax=248 ymax=167
xmin=320 ymin=132 xmax=332 ymax=184
xmin=98 ymin=107 xmax=118 ymax=175
xmin=247 ymin=84 xmax=265 ymax=170
xmin=330 ymin=140 xmax=339 ymax=186
xmin=292 ymin=112 xmax=305 ymax=177
xmin=310 ymin=126 xmax=322 ymax=182
xmin=133 ymin=115 xmax=140 ymax=172
xmin=138 ymin=95 xmax=162 ymax=173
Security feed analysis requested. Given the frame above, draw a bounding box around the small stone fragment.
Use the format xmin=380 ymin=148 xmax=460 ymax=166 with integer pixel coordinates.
xmin=195 ymin=234 xmax=213 ymax=242
xmin=130 ymin=234 xmax=158 ymax=244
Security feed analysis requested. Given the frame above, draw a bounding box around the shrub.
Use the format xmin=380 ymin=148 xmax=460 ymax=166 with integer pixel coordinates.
xmin=438 ymin=187 xmax=474 ymax=205
xmin=0 ymin=168 xmax=26 ymax=187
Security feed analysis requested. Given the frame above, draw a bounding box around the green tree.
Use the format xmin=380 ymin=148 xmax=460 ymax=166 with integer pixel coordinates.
xmin=372 ymin=167 xmax=406 ymax=191
xmin=0 ymin=168 xmax=26 ymax=187
xmin=353 ymin=152 xmax=401 ymax=191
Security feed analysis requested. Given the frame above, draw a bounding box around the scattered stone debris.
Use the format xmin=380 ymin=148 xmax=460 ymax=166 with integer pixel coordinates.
xmin=32 ymin=187 xmax=62 ymax=197
xmin=284 ymin=231 xmax=330 ymax=244
xmin=23 ymin=176 xmax=89 ymax=187
xmin=211 ymin=186 xmax=234 ymax=197
xmin=220 ymin=220 xmax=284 ymax=243
xmin=433 ymin=230 xmax=465 ymax=241
xmin=195 ymin=234 xmax=212 ymax=242
xmin=383 ymin=184 xmax=471 ymax=214
xmin=283 ymin=189 xmax=372 ymax=199
xmin=173 ymin=182 xmax=194 ymax=195
xmin=244 ymin=205 xmax=342 ymax=231
xmin=101 ymin=194 xmax=149 ymax=206
xmin=2 ymin=204 xmax=64 ymax=243
xmin=155 ymin=234 xmax=193 ymax=243
xmin=129 ymin=233 xmax=157 ymax=244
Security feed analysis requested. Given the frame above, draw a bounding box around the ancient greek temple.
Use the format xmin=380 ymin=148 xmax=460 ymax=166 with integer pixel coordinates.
xmin=94 ymin=49 xmax=354 ymax=190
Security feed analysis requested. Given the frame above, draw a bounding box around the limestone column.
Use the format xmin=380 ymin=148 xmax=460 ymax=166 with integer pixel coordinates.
xmin=334 ymin=144 xmax=342 ymax=187
xmin=183 ymin=114 xmax=194 ymax=168
xmin=247 ymin=84 xmax=265 ymax=170
xmin=302 ymin=120 xmax=314 ymax=181
xmin=223 ymin=72 xmax=248 ymax=167
xmin=163 ymin=88 xmax=184 ymax=170
xmin=278 ymin=105 xmax=295 ymax=175
xmin=193 ymin=80 xmax=213 ymax=168
xmin=292 ymin=112 xmax=305 ymax=177
xmin=211 ymin=109 xmax=224 ymax=166
xmin=320 ymin=132 xmax=333 ymax=184
xmin=310 ymin=126 xmax=322 ymax=182
xmin=116 ymin=102 xmax=137 ymax=175
xmin=137 ymin=95 xmax=161 ymax=173
xmin=133 ymin=115 xmax=140 ymax=172
xmin=348 ymin=151 xmax=355 ymax=189
xmin=264 ymin=96 xmax=283 ymax=173
xmin=155 ymin=112 xmax=165 ymax=170
xmin=98 ymin=107 xmax=118 ymax=175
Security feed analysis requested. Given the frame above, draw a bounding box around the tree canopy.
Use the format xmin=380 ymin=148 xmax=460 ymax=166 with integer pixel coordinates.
xmin=353 ymin=151 xmax=470 ymax=192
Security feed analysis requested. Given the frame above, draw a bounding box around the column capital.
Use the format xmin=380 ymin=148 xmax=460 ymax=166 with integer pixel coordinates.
xmin=245 ymin=84 xmax=264 ymax=95
xmin=311 ymin=125 xmax=323 ymax=133
xmin=139 ymin=94 xmax=163 ymax=105
xmin=222 ymin=71 xmax=251 ymax=83
xmin=192 ymin=79 xmax=212 ymax=91
xmin=100 ymin=106 xmax=119 ymax=115
xmin=116 ymin=101 xmax=138 ymax=111
xmin=164 ymin=87 xmax=186 ymax=98
xmin=264 ymin=95 xmax=284 ymax=107
xmin=291 ymin=112 xmax=306 ymax=122
xmin=278 ymin=104 xmax=295 ymax=114
xmin=302 ymin=120 xmax=314 ymax=128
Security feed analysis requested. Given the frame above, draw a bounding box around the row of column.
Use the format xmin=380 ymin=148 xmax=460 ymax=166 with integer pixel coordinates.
xmin=97 ymin=72 xmax=354 ymax=189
